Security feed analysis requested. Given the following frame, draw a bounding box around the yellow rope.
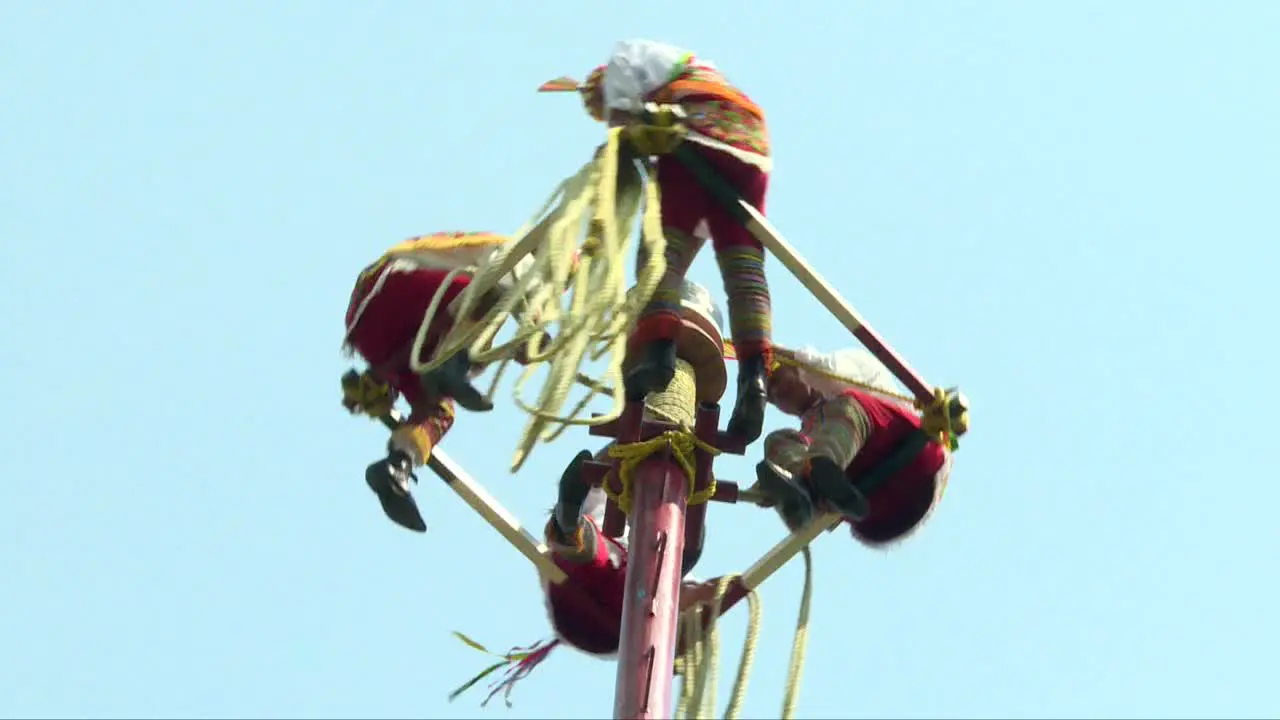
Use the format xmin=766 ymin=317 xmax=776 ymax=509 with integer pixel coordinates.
xmin=918 ymin=385 xmax=968 ymax=450
xmin=393 ymin=124 xmax=670 ymax=472
xmin=602 ymin=358 xmax=720 ymax=513
xmin=673 ymin=548 xmax=814 ymax=720
xmin=603 ymin=429 xmax=721 ymax=514
xmin=779 ymin=549 xmax=813 ymax=720
xmin=675 ymin=574 xmax=759 ymax=720
xmin=773 ymin=351 xmax=967 ymax=450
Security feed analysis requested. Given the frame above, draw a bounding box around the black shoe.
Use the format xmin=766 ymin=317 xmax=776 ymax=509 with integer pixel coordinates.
xmin=754 ymin=460 xmax=815 ymax=531
xmin=624 ymin=338 xmax=677 ymax=402
xmin=421 ymin=350 xmax=493 ymax=412
xmin=552 ymin=449 xmax=594 ymax=539
xmin=727 ymin=355 xmax=768 ymax=443
xmin=365 ymin=451 xmax=427 ymax=533
xmin=807 ymin=456 xmax=869 ymax=521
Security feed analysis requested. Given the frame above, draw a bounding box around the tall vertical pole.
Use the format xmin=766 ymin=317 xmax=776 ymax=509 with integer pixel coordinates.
xmin=613 ymin=359 xmax=698 ymax=720
xmin=613 ymin=459 xmax=688 ymax=719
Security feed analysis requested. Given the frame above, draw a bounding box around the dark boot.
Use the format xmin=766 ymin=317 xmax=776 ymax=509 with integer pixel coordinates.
xmin=365 ymin=450 xmax=427 ymax=533
xmin=552 ymin=450 xmax=594 ymax=540
xmin=727 ymin=354 xmax=768 ymax=443
xmin=546 ymin=449 xmax=601 ymax=562
xmin=807 ymin=456 xmax=870 ymax=521
xmin=754 ymin=460 xmax=815 ymax=531
xmin=624 ymin=338 xmax=677 ymax=402
xmin=421 ymin=349 xmax=493 ymax=412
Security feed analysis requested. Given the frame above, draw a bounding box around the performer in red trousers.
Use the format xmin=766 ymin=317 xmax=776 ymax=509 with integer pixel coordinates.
xmin=341 ymin=231 xmax=521 ymax=532
xmin=450 ymin=449 xmax=717 ymax=707
xmin=540 ymin=38 xmax=774 ymax=443
xmin=543 ymin=449 xmax=716 ymax=654
xmin=755 ymin=347 xmax=965 ymax=547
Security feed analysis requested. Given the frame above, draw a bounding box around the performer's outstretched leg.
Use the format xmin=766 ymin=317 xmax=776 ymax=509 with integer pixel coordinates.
xmin=627 ymin=149 xmax=774 ymax=446
xmin=715 ymin=245 xmax=771 ymax=440
xmin=625 ymin=224 xmax=706 ymax=401
xmin=702 ymin=150 xmax=773 ymax=442
xmin=549 ymin=449 xmax=595 ymax=543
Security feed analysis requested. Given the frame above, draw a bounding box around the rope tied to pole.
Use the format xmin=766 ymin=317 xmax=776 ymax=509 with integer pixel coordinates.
xmin=602 ymin=359 xmax=720 ymax=514
xmin=603 ymin=430 xmax=721 ymax=515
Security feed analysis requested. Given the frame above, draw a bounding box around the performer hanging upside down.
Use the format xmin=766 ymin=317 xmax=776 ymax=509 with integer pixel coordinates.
xmin=543 ymin=448 xmax=716 ymax=654
xmin=754 ymin=348 xmax=967 ymax=547
xmin=539 ymin=38 xmax=775 ymax=443
xmin=452 ymin=448 xmax=718 ymax=707
xmin=341 ymin=231 xmax=526 ymax=533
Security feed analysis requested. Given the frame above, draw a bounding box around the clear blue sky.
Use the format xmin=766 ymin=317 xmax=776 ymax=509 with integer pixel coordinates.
xmin=2 ymin=2 xmax=1277 ymax=718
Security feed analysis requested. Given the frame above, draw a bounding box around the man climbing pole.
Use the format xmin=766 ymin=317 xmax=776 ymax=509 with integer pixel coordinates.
xmin=754 ymin=347 xmax=968 ymax=547
xmin=450 ymin=447 xmax=719 ymax=707
xmin=340 ymin=231 xmax=523 ymax=533
xmin=539 ymin=38 xmax=775 ymax=443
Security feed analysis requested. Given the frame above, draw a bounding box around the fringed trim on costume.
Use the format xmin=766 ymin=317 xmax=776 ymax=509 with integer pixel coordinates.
xmin=384 ymin=231 xmax=507 ymax=256
xmin=448 ymin=632 xmax=561 ymax=708
xmin=342 ymin=232 xmax=508 ymax=353
xmin=652 ymin=62 xmax=763 ymax=120
xmin=342 ymin=258 xmax=402 ymax=352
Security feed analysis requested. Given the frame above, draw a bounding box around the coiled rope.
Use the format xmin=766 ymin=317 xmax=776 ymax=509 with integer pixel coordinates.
xmin=404 ymin=127 xmax=668 ymax=471
xmin=675 ymin=548 xmax=814 ymax=719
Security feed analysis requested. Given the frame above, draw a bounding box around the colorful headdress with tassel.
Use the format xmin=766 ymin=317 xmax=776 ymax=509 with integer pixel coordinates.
xmin=538 ymin=64 xmax=606 ymax=122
